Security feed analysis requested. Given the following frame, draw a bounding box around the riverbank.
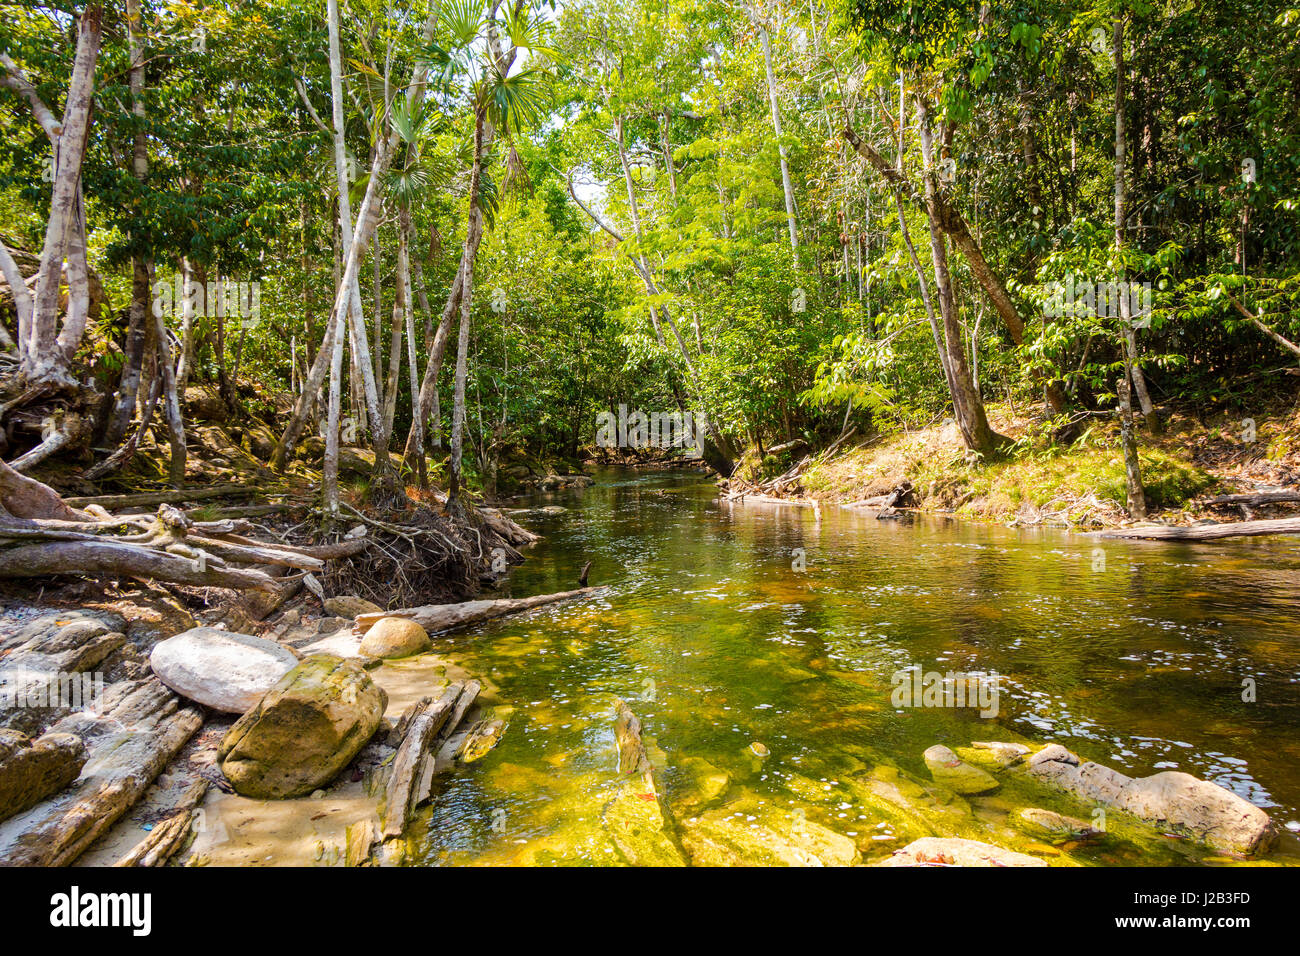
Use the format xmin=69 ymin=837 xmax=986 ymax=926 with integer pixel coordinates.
xmin=726 ymin=403 xmax=1300 ymax=531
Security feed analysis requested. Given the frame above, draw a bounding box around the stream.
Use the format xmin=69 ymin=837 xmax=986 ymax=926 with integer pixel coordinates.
xmin=402 ymin=467 xmax=1300 ymax=866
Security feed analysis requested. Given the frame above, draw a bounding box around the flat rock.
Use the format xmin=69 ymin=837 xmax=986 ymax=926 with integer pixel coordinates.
xmin=878 ymin=836 xmax=1048 ymax=867
xmin=1011 ymin=807 xmax=1100 ymax=843
xmin=967 ymin=741 xmax=1031 ymax=769
xmin=150 ymin=627 xmax=298 ymax=714
xmin=680 ymin=796 xmax=859 ymax=867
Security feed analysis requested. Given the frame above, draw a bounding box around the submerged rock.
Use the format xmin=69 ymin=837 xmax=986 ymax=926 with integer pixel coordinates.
xmin=150 ymin=627 xmax=298 ymax=714
xmin=681 ymin=797 xmax=860 ymax=867
xmin=1021 ymin=743 xmax=1276 ymax=856
xmin=840 ymin=765 xmax=975 ymax=847
xmin=603 ymin=785 xmax=687 ymax=866
xmin=965 ymin=741 xmax=1031 ymax=770
xmin=1011 ymin=807 xmax=1101 ymax=844
xmin=0 ymin=730 xmax=86 ymax=823
xmin=923 ymin=744 xmax=1000 ymax=795
xmin=878 ymin=836 xmax=1048 ymax=867
xmin=675 ymin=757 xmax=730 ymax=809
xmin=358 ymin=618 xmax=431 ymax=660
xmin=218 ymin=655 xmax=387 ymax=799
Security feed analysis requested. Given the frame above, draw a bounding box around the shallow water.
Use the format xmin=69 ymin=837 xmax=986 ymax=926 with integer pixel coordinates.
xmin=409 ymin=467 xmax=1300 ymax=866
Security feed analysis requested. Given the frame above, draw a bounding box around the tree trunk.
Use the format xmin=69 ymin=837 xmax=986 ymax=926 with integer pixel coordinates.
xmin=448 ymin=108 xmax=488 ymax=508
xmin=20 ymin=5 xmax=102 ymax=387
xmin=401 ymin=210 xmax=427 ymax=488
xmin=759 ymin=23 xmax=798 ymax=260
xmin=916 ymin=97 xmax=1005 ymax=457
xmin=1113 ymin=16 xmax=1147 ymax=516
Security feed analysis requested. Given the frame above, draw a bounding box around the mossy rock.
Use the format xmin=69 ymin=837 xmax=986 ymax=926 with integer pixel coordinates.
xmin=680 ymin=794 xmax=859 ymax=867
xmin=603 ymin=785 xmax=687 ymax=866
xmin=218 ymin=654 xmax=386 ymax=799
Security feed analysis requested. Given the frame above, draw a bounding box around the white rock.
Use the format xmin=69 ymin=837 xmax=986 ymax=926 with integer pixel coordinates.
xmin=150 ymin=627 xmax=298 ymax=714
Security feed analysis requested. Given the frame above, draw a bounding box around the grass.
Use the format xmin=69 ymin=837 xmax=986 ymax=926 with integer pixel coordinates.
xmin=797 ymin=405 xmax=1239 ymax=528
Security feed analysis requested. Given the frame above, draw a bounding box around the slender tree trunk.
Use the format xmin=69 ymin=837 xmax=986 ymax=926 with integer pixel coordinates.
xmin=402 ymin=208 xmax=427 ymax=487
xmin=1111 ymin=20 xmax=1159 ymax=435
xmin=382 ymin=234 xmax=405 ymax=439
xmin=1114 ymin=16 xmax=1147 ymax=514
xmin=176 ymin=257 xmax=196 ymax=393
xmin=758 ymin=22 xmax=798 ymax=260
xmin=916 ymin=97 xmax=1003 ymax=457
xmin=448 ymin=108 xmax=488 ymax=507
xmin=103 ymin=262 xmax=151 ymax=446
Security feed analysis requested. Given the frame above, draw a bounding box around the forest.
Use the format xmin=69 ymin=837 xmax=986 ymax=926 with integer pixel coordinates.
xmin=1 ymin=0 xmax=1299 ymax=880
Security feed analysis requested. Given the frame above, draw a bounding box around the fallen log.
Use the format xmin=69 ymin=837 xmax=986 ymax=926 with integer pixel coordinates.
xmin=114 ymin=778 xmax=209 ymax=867
xmin=0 ymin=539 xmax=281 ymax=590
xmin=1195 ymin=489 xmax=1300 ymax=508
xmin=62 ymin=483 xmax=281 ymax=510
xmin=1093 ymin=517 xmax=1300 ymax=540
xmin=353 ymin=586 xmax=607 ymax=636
xmin=0 ymin=678 xmax=204 ymax=866
xmin=614 ymin=699 xmax=652 ymax=777
xmin=381 ymin=685 xmax=464 ymax=839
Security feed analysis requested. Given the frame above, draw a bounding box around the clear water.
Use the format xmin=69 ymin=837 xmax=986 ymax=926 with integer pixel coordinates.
xmin=409 ymin=468 xmax=1300 ymax=866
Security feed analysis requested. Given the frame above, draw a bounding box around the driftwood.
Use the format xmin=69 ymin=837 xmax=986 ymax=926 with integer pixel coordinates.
xmin=354 ymin=586 xmax=607 ymax=636
xmin=722 ymin=491 xmax=816 ymax=506
xmin=1094 ymin=517 xmax=1300 ymax=540
xmin=61 ymin=483 xmax=280 ymax=510
xmin=1195 ymin=489 xmax=1300 ymax=508
xmin=0 ymin=678 xmax=203 ymax=866
xmin=114 ymin=778 xmax=209 ymax=867
xmin=0 ymin=459 xmax=86 ymax=520
xmin=0 ymin=497 xmax=352 ymax=592
xmin=0 ymin=539 xmax=280 ymax=590
xmin=614 ymin=699 xmax=652 ymax=777
xmin=381 ymin=683 xmax=468 ymax=839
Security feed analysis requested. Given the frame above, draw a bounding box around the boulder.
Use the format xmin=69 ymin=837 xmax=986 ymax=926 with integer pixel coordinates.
xmin=183 ymin=385 xmax=229 ymax=423
xmin=218 ymin=655 xmax=386 ymax=799
xmin=877 ymin=837 xmax=1048 ymax=867
xmin=1021 ymin=744 xmax=1276 ymax=856
xmin=923 ymin=744 xmax=1000 ymax=795
xmin=150 ymin=627 xmax=298 ymax=714
xmin=0 ymin=730 xmax=87 ymax=823
xmin=358 ymin=617 xmax=431 ymax=660
xmin=323 ymin=596 xmax=384 ymax=619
